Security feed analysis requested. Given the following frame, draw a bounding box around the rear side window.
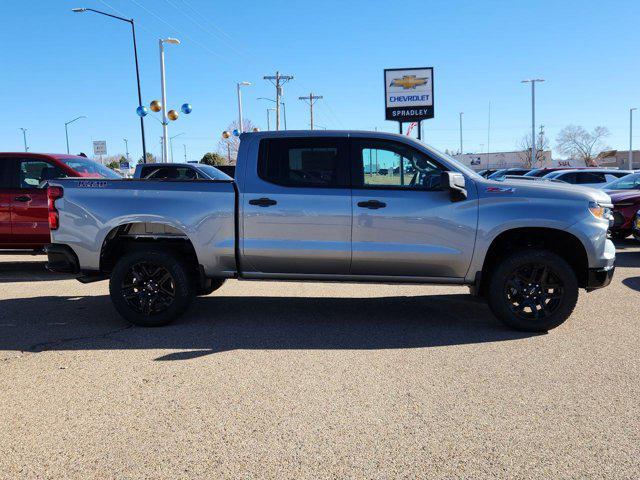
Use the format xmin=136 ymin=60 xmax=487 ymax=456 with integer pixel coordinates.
xmin=258 ymin=138 xmax=349 ymax=187
xmin=142 ymin=166 xmax=200 ymax=180
xmin=18 ymin=160 xmax=65 ymax=188
xmin=576 ymin=172 xmax=606 ymax=184
xmin=557 ymin=172 xmax=577 ymax=183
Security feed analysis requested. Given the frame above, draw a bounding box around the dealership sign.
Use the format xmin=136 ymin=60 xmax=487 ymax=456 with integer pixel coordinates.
xmin=384 ymin=67 xmax=434 ymax=121
xmin=93 ymin=140 xmax=107 ymax=156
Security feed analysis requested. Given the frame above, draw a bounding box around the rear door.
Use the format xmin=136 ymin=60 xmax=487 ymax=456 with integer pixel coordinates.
xmin=9 ymin=158 xmax=65 ymax=247
xmin=0 ymin=160 xmax=13 ymax=244
xmin=349 ymin=137 xmax=477 ymax=278
xmin=241 ymin=137 xmax=352 ymax=275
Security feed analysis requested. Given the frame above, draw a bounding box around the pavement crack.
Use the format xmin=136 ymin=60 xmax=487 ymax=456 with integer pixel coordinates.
xmin=22 ymin=325 xmax=133 ymax=354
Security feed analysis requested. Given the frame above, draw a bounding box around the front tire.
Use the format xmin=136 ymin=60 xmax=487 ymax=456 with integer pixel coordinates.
xmin=487 ymin=249 xmax=578 ymax=332
xmin=109 ymin=248 xmax=194 ymax=327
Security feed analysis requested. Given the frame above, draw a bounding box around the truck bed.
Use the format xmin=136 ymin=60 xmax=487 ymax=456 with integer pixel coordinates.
xmin=49 ymin=178 xmax=237 ymax=277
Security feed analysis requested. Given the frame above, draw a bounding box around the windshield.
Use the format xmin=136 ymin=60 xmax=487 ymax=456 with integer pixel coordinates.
xmin=603 ymin=172 xmax=639 ymax=190
xmin=196 ymin=164 xmax=232 ymax=180
xmin=58 ymin=157 xmax=121 ymax=179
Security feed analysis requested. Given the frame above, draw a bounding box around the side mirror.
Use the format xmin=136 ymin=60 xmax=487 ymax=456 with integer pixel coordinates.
xmin=441 ymin=171 xmax=467 ymax=201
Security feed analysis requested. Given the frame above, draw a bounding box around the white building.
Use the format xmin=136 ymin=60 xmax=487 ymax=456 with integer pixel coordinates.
xmin=453 ymin=150 xmax=553 ymax=171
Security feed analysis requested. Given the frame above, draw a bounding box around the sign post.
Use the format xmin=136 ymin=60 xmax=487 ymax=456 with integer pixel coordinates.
xmin=93 ymin=141 xmax=107 ymax=165
xmin=384 ymin=67 xmax=434 ymax=139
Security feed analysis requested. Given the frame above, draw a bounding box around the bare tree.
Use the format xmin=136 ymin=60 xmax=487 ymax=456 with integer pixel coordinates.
xmin=216 ymin=119 xmax=257 ymax=165
xmin=518 ymin=127 xmax=550 ymax=168
xmin=556 ymin=125 xmax=610 ymax=166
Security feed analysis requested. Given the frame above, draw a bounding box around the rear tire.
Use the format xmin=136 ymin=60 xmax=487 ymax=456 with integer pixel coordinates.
xmin=109 ymin=248 xmax=194 ymax=327
xmin=487 ymin=249 xmax=578 ymax=332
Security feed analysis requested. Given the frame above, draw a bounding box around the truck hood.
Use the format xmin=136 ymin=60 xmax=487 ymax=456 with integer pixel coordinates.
xmin=479 ymin=177 xmax=612 ymax=204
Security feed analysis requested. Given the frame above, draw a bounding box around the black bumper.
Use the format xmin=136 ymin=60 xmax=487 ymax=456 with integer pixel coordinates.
xmin=44 ymin=244 xmax=80 ymax=274
xmin=586 ymin=266 xmax=615 ymax=291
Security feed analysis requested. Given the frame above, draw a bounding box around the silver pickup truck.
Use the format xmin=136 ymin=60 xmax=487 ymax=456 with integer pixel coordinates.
xmin=45 ymin=130 xmax=615 ymax=332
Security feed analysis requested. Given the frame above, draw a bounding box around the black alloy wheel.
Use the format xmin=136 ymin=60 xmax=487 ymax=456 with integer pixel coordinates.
xmin=122 ymin=261 xmax=176 ymax=315
xmin=504 ymin=263 xmax=564 ymax=321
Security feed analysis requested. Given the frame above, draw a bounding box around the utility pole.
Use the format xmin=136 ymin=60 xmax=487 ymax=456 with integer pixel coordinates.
xmin=124 ymin=138 xmax=129 ymax=160
xmin=298 ymin=93 xmax=323 ymax=130
xmin=183 ymin=144 xmax=187 ymax=162
xmin=630 ymin=108 xmax=637 ymax=170
xmin=487 ymin=101 xmax=491 ymax=158
xmin=459 ymin=112 xmax=464 ymax=155
xmin=521 ymin=79 xmax=545 ymax=166
xmin=19 ymin=128 xmax=28 ymax=152
xmin=263 ymin=71 xmax=293 ymax=130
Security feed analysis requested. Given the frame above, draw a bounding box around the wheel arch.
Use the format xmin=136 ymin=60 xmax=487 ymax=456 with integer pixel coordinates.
xmin=478 ymin=227 xmax=589 ymax=294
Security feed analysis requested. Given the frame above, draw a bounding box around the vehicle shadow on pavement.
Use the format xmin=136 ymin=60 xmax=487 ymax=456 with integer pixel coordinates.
xmin=0 ymin=261 xmax=73 ymax=283
xmin=0 ymin=294 xmax=535 ymax=360
xmin=615 ymin=251 xmax=640 ymax=268
xmin=622 ymin=277 xmax=640 ymax=292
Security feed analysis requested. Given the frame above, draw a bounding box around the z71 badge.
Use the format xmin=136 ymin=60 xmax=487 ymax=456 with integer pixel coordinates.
xmin=77 ymin=180 xmax=108 ymax=188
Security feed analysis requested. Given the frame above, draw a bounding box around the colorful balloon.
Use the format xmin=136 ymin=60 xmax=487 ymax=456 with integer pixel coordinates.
xmin=136 ymin=106 xmax=149 ymax=117
xmin=168 ymin=109 xmax=179 ymax=121
xmin=181 ymin=103 xmax=192 ymax=114
xmin=150 ymin=100 xmax=162 ymax=112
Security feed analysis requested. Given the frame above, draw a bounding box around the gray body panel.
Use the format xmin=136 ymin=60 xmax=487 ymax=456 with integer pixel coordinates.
xmin=50 ymin=130 xmax=615 ymax=285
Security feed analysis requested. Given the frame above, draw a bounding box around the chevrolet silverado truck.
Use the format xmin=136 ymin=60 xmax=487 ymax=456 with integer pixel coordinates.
xmin=45 ymin=131 xmax=616 ymax=332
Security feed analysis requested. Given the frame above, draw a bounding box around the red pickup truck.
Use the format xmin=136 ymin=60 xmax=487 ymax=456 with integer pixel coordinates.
xmin=0 ymin=152 xmax=119 ymax=251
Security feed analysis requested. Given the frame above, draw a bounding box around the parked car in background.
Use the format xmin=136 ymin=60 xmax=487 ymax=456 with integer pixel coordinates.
xmin=606 ymin=190 xmax=640 ymax=239
xmin=477 ymin=168 xmax=498 ymax=178
xmin=542 ymin=169 xmax=632 ymax=188
xmin=134 ymin=163 xmax=231 ymax=181
xmin=488 ymin=168 xmax=531 ymax=180
xmin=633 ymin=213 xmax=640 ymax=242
xmin=0 ymin=153 xmax=119 ymax=251
xmin=602 ymin=172 xmax=640 ymax=192
xmin=524 ymin=167 xmax=578 ymax=177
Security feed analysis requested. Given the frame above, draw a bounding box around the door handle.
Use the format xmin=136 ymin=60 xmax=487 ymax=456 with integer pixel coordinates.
xmin=14 ymin=195 xmax=31 ymax=203
xmin=249 ymin=197 xmax=277 ymax=207
xmin=357 ymin=200 xmax=386 ymax=209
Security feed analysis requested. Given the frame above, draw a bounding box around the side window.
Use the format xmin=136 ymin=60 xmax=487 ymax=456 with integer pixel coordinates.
xmin=558 ymin=172 xmax=577 ymax=183
xmin=353 ymin=139 xmax=444 ymax=190
xmin=17 ymin=160 xmax=64 ymax=188
xmin=258 ymin=138 xmax=349 ymax=187
xmin=577 ymin=172 xmax=606 ymax=184
xmin=604 ymin=173 xmax=621 ymax=183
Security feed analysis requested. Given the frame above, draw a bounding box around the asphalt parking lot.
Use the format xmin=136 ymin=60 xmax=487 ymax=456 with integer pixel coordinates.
xmin=1 ymin=242 xmax=639 ymax=479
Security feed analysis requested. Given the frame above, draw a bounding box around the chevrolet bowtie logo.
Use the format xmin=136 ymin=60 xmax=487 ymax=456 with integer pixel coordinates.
xmin=390 ymin=75 xmax=428 ymax=89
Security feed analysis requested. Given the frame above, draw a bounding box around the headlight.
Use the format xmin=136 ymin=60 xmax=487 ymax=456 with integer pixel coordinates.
xmin=588 ymin=201 xmax=612 ymax=220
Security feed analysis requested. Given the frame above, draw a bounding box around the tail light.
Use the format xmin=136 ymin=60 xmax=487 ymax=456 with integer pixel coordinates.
xmin=47 ymin=186 xmax=63 ymax=230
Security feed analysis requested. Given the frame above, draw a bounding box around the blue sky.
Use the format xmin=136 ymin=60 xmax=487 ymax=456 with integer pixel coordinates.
xmin=1 ymin=0 xmax=639 ymax=162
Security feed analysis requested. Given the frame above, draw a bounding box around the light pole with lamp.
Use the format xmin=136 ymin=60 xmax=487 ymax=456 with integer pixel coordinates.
xmin=72 ymin=7 xmax=147 ymax=162
xmin=266 ymin=108 xmax=276 ymax=131
xmin=169 ymin=132 xmax=185 ymax=163
xmin=237 ymin=81 xmax=251 ymax=133
xmin=19 ymin=128 xmax=28 ymax=152
xmin=521 ymin=79 xmax=545 ymax=164
xmin=458 ymin=112 xmax=463 ymax=155
xmin=64 ymin=116 xmax=87 ymax=154
xmin=123 ymin=138 xmax=129 ymax=160
xmin=258 ymin=98 xmax=287 ymax=129
xmin=159 ymin=37 xmax=180 ymax=163
xmin=630 ymin=108 xmax=637 ymax=170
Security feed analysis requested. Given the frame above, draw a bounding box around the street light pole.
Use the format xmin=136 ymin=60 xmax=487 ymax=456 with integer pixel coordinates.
xmin=183 ymin=144 xmax=187 ymax=162
xmin=64 ymin=116 xmax=87 ymax=154
xmin=72 ymin=8 xmax=147 ymax=163
xmin=169 ymin=132 xmax=184 ymax=163
xmin=124 ymin=138 xmax=129 ymax=160
xmin=521 ymin=79 xmax=545 ymax=164
xmin=267 ymin=108 xmax=276 ymax=131
xmin=459 ymin=112 xmax=463 ymax=155
xmin=236 ymin=81 xmax=251 ymax=133
xmin=19 ymin=128 xmax=28 ymax=152
xmin=159 ymin=38 xmax=180 ymax=163
xmin=630 ymin=108 xmax=637 ymax=170
xmin=258 ymin=98 xmax=286 ymax=130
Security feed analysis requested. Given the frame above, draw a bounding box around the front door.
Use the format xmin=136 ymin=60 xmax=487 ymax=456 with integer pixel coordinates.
xmin=349 ymin=138 xmax=477 ymax=278
xmin=241 ymin=137 xmax=352 ymax=275
xmin=9 ymin=158 xmax=65 ymax=247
